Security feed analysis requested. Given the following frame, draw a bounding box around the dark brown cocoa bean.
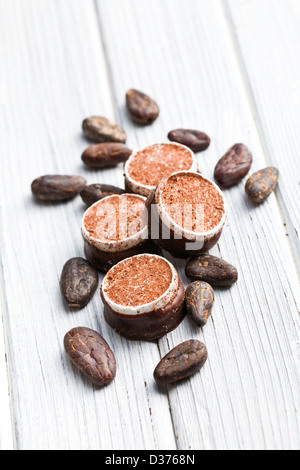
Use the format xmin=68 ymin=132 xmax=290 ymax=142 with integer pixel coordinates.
xmin=153 ymin=340 xmax=208 ymax=385
xmin=64 ymin=327 xmax=116 ymax=386
xmin=168 ymin=129 xmax=211 ymax=153
xmin=185 ymin=254 xmax=238 ymax=287
xmin=60 ymin=257 xmax=98 ymax=308
xmin=245 ymin=167 xmax=279 ymax=203
xmin=185 ymin=281 xmax=214 ymax=327
xmin=80 ymin=184 xmax=125 ymax=206
xmin=214 ymin=143 xmax=253 ymax=187
xmin=82 ymin=116 xmax=126 ymax=143
xmin=81 ymin=142 xmax=132 ymax=168
xmin=126 ymin=89 xmax=159 ymax=125
xmin=31 ymin=175 xmax=87 ymax=202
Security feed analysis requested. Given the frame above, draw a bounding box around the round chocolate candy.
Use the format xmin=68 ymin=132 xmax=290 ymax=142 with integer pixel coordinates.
xmin=81 ymin=193 xmax=158 ymax=273
xmin=146 ymin=171 xmax=226 ymax=258
xmin=100 ymin=254 xmax=185 ymax=340
xmin=124 ymin=143 xmax=198 ymax=197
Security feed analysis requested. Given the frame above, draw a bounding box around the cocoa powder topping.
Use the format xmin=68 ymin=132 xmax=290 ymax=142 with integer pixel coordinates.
xmin=160 ymin=173 xmax=225 ymax=232
xmin=127 ymin=143 xmax=193 ymax=186
xmin=83 ymin=195 xmax=146 ymax=241
xmin=103 ymin=255 xmax=173 ymax=307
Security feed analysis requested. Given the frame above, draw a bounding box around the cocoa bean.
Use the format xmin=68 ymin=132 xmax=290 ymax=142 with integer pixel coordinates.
xmin=82 ymin=116 xmax=126 ymax=143
xmin=245 ymin=167 xmax=279 ymax=203
xmin=31 ymin=175 xmax=86 ymax=202
xmin=126 ymin=89 xmax=159 ymax=125
xmin=185 ymin=254 xmax=238 ymax=287
xmin=168 ymin=129 xmax=211 ymax=152
xmin=185 ymin=281 xmax=214 ymax=327
xmin=64 ymin=327 xmax=116 ymax=386
xmin=60 ymin=257 xmax=98 ymax=308
xmin=80 ymin=184 xmax=125 ymax=207
xmin=154 ymin=340 xmax=208 ymax=385
xmin=81 ymin=142 xmax=132 ymax=168
xmin=214 ymin=143 xmax=253 ymax=187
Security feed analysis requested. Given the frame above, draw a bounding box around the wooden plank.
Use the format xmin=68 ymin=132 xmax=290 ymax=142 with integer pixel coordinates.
xmin=0 ymin=280 xmax=14 ymax=450
xmin=225 ymin=0 xmax=300 ymax=270
xmin=0 ymin=0 xmax=175 ymax=449
xmin=0 ymin=3 xmax=14 ymax=446
xmin=96 ymin=0 xmax=300 ymax=450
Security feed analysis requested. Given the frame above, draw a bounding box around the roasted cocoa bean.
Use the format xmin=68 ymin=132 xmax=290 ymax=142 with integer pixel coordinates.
xmin=185 ymin=254 xmax=238 ymax=287
xmin=185 ymin=281 xmax=214 ymax=327
xmin=82 ymin=116 xmax=126 ymax=143
xmin=168 ymin=129 xmax=211 ymax=153
xmin=64 ymin=327 xmax=116 ymax=386
xmin=81 ymin=142 xmax=132 ymax=168
xmin=153 ymin=340 xmax=208 ymax=385
xmin=214 ymin=143 xmax=253 ymax=187
xmin=80 ymin=184 xmax=125 ymax=206
xmin=31 ymin=175 xmax=87 ymax=202
xmin=126 ymin=89 xmax=159 ymax=125
xmin=245 ymin=167 xmax=279 ymax=203
xmin=60 ymin=257 xmax=98 ymax=308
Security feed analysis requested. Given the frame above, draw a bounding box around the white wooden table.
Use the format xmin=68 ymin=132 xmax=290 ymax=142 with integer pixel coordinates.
xmin=0 ymin=0 xmax=299 ymax=450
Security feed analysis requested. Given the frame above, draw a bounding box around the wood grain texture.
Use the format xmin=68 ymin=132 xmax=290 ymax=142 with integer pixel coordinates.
xmin=0 ymin=0 xmax=299 ymax=450
xmin=0 ymin=280 xmax=14 ymax=450
xmin=226 ymin=0 xmax=300 ymax=270
xmin=96 ymin=0 xmax=300 ymax=450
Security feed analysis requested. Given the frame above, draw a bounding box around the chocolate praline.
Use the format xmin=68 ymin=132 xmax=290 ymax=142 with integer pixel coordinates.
xmin=100 ymin=254 xmax=185 ymax=341
xmin=146 ymin=171 xmax=227 ymax=258
xmin=81 ymin=194 xmax=159 ymax=273
xmin=124 ymin=143 xmax=198 ymax=197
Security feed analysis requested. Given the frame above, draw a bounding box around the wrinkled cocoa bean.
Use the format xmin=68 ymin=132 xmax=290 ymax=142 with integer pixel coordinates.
xmin=81 ymin=142 xmax=132 ymax=168
xmin=64 ymin=327 xmax=116 ymax=386
xmin=168 ymin=129 xmax=211 ymax=153
xmin=245 ymin=167 xmax=279 ymax=203
xmin=80 ymin=184 xmax=125 ymax=206
xmin=60 ymin=257 xmax=98 ymax=308
xmin=153 ymin=340 xmax=208 ymax=385
xmin=185 ymin=281 xmax=214 ymax=327
xmin=82 ymin=116 xmax=126 ymax=143
xmin=31 ymin=175 xmax=86 ymax=202
xmin=185 ymin=254 xmax=238 ymax=287
xmin=214 ymin=143 xmax=253 ymax=187
xmin=126 ymin=89 xmax=159 ymax=125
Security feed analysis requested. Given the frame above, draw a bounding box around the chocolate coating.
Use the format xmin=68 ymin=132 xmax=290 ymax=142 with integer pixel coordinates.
xmin=101 ymin=280 xmax=185 ymax=341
